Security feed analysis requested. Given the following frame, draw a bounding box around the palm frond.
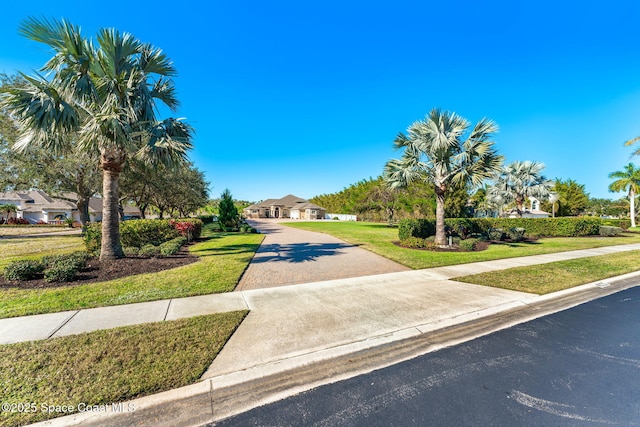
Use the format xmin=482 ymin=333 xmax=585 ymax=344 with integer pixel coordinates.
xmin=138 ymin=43 xmax=177 ymax=77
xmin=624 ymin=136 xmax=640 ymax=146
xmin=1 ymin=72 xmax=79 ymax=153
xmin=135 ymin=118 xmax=193 ymax=166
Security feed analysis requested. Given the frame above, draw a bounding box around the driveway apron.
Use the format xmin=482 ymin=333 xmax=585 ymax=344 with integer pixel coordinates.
xmin=235 ymin=219 xmax=410 ymax=290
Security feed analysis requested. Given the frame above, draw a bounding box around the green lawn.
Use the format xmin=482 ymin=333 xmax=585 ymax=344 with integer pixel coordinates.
xmin=0 ymin=311 xmax=247 ymax=427
xmin=0 ymin=224 xmax=263 ymax=319
xmin=0 ymin=235 xmax=85 ymax=272
xmin=457 ymin=250 xmax=640 ymax=294
xmin=285 ymin=221 xmax=640 ymax=269
xmin=0 ymin=225 xmax=73 ymax=236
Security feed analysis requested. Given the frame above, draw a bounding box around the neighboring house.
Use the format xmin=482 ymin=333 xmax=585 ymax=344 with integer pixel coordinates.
xmin=83 ymin=197 xmax=141 ymax=222
xmin=507 ymin=196 xmax=550 ymax=218
xmin=0 ymin=190 xmax=77 ymax=224
xmin=244 ymin=195 xmax=326 ymax=220
xmin=0 ymin=190 xmax=143 ymax=224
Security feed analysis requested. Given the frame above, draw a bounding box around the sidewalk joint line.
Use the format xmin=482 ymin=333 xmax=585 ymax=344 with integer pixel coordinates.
xmin=48 ymin=310 xmax=80 ymax=339
xmin=163 ymin=299 xmax=172 ymax=321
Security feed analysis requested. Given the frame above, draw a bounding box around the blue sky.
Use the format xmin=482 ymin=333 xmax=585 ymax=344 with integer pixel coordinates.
xmin=2 ymin=0 xmax=640 ymax=202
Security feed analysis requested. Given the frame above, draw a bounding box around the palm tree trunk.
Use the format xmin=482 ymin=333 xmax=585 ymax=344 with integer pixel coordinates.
xmin=100 ymin=148 xmax=126 ymax=261
xmin=434 ymin=186 xmax=447 ymax=246
xmin=100 ymin=169 xmax=125 ymax=261
xmin=631 ymin=189 xmax=636 ymax=228
xmin=516 ymin=194 xmax=524 ymax=217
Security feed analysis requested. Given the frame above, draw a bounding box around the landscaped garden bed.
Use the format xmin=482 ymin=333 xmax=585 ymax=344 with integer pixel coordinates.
xmin=0 ymin=248 xmax=197 ymax=290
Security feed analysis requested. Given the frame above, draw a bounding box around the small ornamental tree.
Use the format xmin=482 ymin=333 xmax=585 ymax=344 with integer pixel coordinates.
xmin=218 ymin=189 xmax=239 ymax=231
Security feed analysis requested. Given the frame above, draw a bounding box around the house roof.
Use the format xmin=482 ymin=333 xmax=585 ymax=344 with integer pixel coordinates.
xmin=244 ymin=195 xmax=325 ymax=211
xmin=0 ymin=190 xmax=76 ymax=211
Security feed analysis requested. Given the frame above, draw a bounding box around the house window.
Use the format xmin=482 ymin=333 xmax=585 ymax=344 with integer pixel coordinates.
xmin=311 ymin=210 xmax=317 ymax=215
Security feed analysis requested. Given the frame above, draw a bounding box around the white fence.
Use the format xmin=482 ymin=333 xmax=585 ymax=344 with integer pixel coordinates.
xmin=325 ymin=213 xmax=357 ymax=221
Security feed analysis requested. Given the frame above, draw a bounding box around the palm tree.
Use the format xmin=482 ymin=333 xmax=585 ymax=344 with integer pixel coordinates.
xmin=0 ymin=18 xmax=193 ymax=260
xmin=383 ymin=109 xmax=503 ymax=245
xmin=608 ymin=163 xmax=640 ymax=228
xmin=488 ymin=161 xmax=553 ymax=217
xmin=0 ymin=204 xmax=17 ymax=224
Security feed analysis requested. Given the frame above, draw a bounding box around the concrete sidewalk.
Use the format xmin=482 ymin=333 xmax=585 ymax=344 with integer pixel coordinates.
xmin=9 ymin=243 xmax=640 ymax=426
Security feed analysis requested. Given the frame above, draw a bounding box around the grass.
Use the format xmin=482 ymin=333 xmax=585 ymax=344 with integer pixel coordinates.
xmin=0 ymin=311 xmax=247 ymax=427
xmin=0 ymin=223 xmax=263 ymax=319
xmin=0 ymin=236 xmax=85 ymax=272
xmin=457 ymin=250 xmax=640 ymax=294
xmin=285 ymin=221 xmax=640 ymax=269
xmin=0 ymin=225 xmax=73 ymax=236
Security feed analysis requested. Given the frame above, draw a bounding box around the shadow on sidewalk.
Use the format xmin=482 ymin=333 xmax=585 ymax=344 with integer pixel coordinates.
xmin=251 ymin=242 xmax=357 ymax=263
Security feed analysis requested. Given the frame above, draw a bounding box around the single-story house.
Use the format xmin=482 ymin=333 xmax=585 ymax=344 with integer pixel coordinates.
xmin=243 ymin=195 xmax=326 ymax=220
xmin=0 ymin=190 xmax=77 ymax=224
xmin=0 ymin=190 xmax=142 ymax=224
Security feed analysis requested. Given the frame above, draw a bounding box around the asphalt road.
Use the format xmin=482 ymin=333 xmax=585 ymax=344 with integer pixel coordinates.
xmin=214 ymin=286 xmax=640 ymax=426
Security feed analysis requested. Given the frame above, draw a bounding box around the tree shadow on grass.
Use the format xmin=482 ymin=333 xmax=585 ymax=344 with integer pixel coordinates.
xmin=250 ymin=242 xmax=354 ymax=263
xmin=490 ymin=240 xmax=542 ymax=248
xmin=190 ymin=243 xmax=262 ymax=257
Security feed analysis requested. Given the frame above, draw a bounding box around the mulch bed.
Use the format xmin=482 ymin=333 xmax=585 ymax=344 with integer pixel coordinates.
xmin=0 ymin=248 xmax=198 ymax=290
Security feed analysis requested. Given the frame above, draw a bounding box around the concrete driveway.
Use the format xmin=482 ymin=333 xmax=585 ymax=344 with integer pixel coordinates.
xmin=235 ymin=219 xmax=410 ymax=291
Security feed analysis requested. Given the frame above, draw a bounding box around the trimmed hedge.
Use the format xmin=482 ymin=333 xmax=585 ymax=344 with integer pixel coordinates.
xmin=83 ymin=219 xmax=196 ymax=255
xmin=600 ymin=219 xmax=631 ymax=229
xmin=399 ymin=217 xmax=612 ymax=240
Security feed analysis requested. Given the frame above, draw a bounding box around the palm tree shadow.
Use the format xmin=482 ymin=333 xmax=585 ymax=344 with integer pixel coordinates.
xmin=250 ymin=242 xmax=353 ymax=263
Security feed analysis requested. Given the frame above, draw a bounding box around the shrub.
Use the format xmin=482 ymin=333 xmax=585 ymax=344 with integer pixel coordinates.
xmin=198 ymin=215 xmax=215 ymax=224
xmin=400 ymin=237 xmax=437 ymax=250
xmin=44 ymin=259 xmax=80 ymax=283
xmin=459 ymin=238 xmax=479 ymax=251
xmin=8 ymin=217 xmax=29 ymax=225
xmin=139 ymin=244 xmax=160 ymax=258
xmin=82 ymin=223 xmax=102 ymax=256
xmin=487 ymin=228 xmax=505 ymax=241
xmin=173 ymin=236 xmax=188 ymax=246
xmin=170 ymin=218 xmax=203 ymax=241
xmin=121 ymin=219 xmax=180 ymax=247
xmin=599 ymin=226 xmax=624 ymax=236
xmin=41 ymin=251 xmax=89 ymax=270
xmin=123 ymin=246 xmax=140 ymax=256
xmin=508 ymin=227 xmax=526 ymax=241
xmin=398 ymin=219 xmax=436 ymax=240
xmin=159 ymin=239 xmax=183 ymax=256
xmin=601 ymin=219 xmax=631 ymax=229
xmin=448 ymin=218 xmax=474 ymax=240
xmin=4 ymin=260 xmax=44 ymax=281
xmin=83 ymin=220 xmax=182 ymax=254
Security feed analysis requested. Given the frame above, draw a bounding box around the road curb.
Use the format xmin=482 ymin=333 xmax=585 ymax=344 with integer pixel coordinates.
xmin=29 ymin=271 xmax=640 ymax=427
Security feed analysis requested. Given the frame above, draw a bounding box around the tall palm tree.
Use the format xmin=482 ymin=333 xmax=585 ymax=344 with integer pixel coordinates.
xmin=383 ymin=109 xmax=503 ymax=245
xmin=0 ymin=18 xmax=193 ymax=260
xmin=488 ymin=161 xmax=553 ymax=217
xmin=608 ymin=163 xmax=640 ymax=228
